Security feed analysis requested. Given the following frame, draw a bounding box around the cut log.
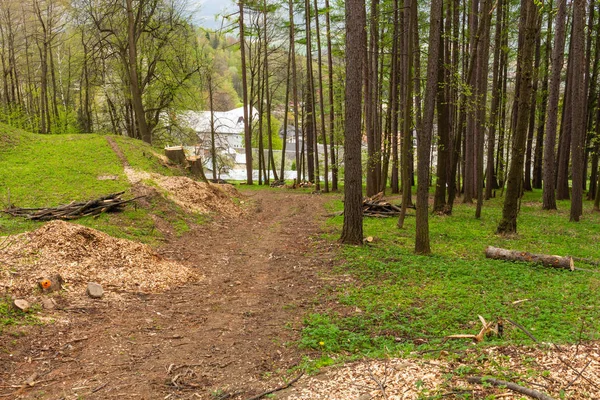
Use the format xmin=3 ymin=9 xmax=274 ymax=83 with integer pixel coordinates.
xmin=485 ymin=246 xmax=574 ymax=271
xmin=164 ymin=146 xmax=186 ymax=165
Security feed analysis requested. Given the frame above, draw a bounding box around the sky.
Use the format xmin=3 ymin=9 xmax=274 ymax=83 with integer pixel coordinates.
xmin=190 ymin=0 xmax=237 ymax=31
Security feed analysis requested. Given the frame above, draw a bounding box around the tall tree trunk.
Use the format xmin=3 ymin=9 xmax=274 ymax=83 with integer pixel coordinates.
xmin=415 ymin=0 xmax=442 ymax=254
xmin=475 ymin=0 xmax=492 ymax=219
xmin=497 ymin=0 xmax=539 ymax=234
xmin=280 ymin=47 xmax=292 ymax=180
xmin=263 ymin=1 xmax=278 ymax=182
xmin=542 ymin=0 xmax=567 ymax=209
xmin=365 ymin=0 xmax=380 ymax=197
xmin=126 ymin=0 xmax=150 ymax=143
xmin=325 ymin=0 xmax=337 ymax=191
xmin=556 ymin=15 xmax=574 ymax=200
xmin=288 ymin=0 xmax=300 ymax=185
xmin=524 ymin=20 xmax=542 ymax=191
xmin=239 ymin=1 xmax=253 ymax=185
xmin=314 ymin=0 xmax=329 ymax=192
xmin=570 ymin=0 xmax=586 ymax=221
xmin=340 ymin=0 xmax=365 ymax=245
xmin=398 ymin=0 xmax=414 ymax=229
xmin=533 ymin=3 xmax=552 ymax=190
xmin=485 ymin=0 xmax=505 ymax=200
xmin=433 ymin=0 xmax=452 ymax=212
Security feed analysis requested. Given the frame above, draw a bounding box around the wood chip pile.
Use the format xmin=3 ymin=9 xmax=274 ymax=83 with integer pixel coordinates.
xmin=363 ymin=192 xmax=402 ymax=217
xmin=124 ymin=167 xmax=244 ymax=218
xmin=284 ymin=343 xmax=600 ymax=399
xmin=285 ymin=358 xmax=444 ymax=399
xmin=155 ymin=176 xmax=243 ymax=217
xmin=3 ymin=192 xmax=139 ymax=221
xmin=0 ymin=220 xmax=200 ymax=296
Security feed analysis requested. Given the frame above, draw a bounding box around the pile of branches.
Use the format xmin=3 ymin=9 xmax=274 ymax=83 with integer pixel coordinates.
xmin=363 ymin=192 xmax=403 ymax=217
xmin=4 ymin=192 xmax=142 ymax=221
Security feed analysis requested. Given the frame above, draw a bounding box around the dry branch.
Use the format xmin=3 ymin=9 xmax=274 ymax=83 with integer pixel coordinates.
xmin=3 ymin=192 xmax=143 ymax=221
xmin=467 ymin=376 xmax=555 ymax=400
xmin=244 ymin=372 xmax=304 ymax=400
xmin=485 ymin=246 xmax=574 ymax=270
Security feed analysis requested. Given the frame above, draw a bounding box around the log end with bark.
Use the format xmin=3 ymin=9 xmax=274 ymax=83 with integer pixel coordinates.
xmin=485 ymin=246 xmax=574 ymax=271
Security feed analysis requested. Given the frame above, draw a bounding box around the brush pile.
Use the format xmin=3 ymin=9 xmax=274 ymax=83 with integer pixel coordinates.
xmin=362 ymin=192 xmax=402 ymax=217
xmin=3 ymin=192 xmax=141 ymax=221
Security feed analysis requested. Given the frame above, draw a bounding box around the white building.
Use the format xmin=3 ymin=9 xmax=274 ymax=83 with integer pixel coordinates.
xmin=181 ymin=106 xmax=258 ymax=151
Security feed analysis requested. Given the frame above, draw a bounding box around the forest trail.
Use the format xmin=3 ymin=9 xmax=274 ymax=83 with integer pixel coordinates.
xmin=0 ymin=190 xmax=335 ymax=399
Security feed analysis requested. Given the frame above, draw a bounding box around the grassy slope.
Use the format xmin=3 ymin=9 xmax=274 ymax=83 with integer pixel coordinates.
xmin=302 ymin=190 xmax=600 ymax=366
xmin=0 ymin=124 xmax=186 ymax=241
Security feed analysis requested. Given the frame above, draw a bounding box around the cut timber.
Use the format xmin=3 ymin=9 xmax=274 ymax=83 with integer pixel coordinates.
xmin=165 ymin=146 xmax=186 ymax=165
xmin=362 ymin=192 xmax=403 ymax=217
xmin=485 ymin=246 xmax=574 ymax=271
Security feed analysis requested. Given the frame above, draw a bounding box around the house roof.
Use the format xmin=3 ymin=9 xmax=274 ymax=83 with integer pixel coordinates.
xmin=181 ymin=106 xmax=259 ymax=135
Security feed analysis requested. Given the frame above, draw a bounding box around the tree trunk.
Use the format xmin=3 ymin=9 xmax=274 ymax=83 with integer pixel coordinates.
xmin=126 ymin=0 xmax=151 ymax=144
xmin=415 ymin=0 xmax=442 ymax=254
xmin=497 ymin=0 xmax=538 ymax=235
xmin=533 ymin=4 xmax=552 ymax=190
xmin=398 ymin=0 xmax=414 ymax=229
xmin=325 ymin=0 xmax=337 ymax=191
xmin=542 ymin=0 xmax=567 ymax=210
xmin=239 ymin=1 xmax=253 ymax=185
xmin=485 ymin=0 xmax=505 ymax=200
xmin=524 ymin=21 xmax=542 ymax=192
xmin=314 ymin=0 xmax=329 ymax=192
xmin=340 ymin=0 xmax=365 ymax=245
xmin=570 ymin=0 xmax=586 ymax=222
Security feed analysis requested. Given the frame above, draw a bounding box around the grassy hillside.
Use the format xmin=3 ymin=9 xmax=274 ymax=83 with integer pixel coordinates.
xmin=0 ymin=124 xmax=188 ymax=241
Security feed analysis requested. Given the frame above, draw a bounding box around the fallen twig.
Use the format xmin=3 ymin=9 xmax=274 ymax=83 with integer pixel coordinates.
xmin=467 ymin=376 xmax=555 ymax=400
xmin=366 ymin=362 xmax=388 ymax=399
xmin=563 ymin=359 xmax=592 ymax=391
xmin=505 ymin=318 xmax=540 ymax=343
xmin=244 ymin=372 xmax=304 ymax=400
xmin=91 ymin=382 xmax=108 ymax=393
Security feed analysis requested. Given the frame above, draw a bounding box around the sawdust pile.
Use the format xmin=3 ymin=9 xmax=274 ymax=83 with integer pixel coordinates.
xmin=1 ymin=220 xmax=199 ymax=296
xmin=124 ymin=167 xmax=243 ymax=217
xmin=156 ymin=176 xmax=243 ymax=217
xmin=285 ymin=358 xmax=444 ymax=399
xmin=285 ymin=343 xmax=600 ymax=399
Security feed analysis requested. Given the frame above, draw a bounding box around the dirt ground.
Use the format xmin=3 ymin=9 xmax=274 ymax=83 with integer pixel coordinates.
xmin=0 ymin=190 xmax=335 ymax=399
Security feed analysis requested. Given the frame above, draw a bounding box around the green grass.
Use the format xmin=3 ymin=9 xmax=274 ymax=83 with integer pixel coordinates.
xmin=0 ymin=124 xmax=199 ymax=243
xmin=0 ymin=297 xmax=40 ymax=333
xmin=302 ymin=189 xmax=600 ymax=362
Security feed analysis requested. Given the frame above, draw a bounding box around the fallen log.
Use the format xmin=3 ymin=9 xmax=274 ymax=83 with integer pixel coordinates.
xmin=485 ymin=246 xmax=574 ymax=271
xmin=467 ymin=376 xmax=555 ymax=400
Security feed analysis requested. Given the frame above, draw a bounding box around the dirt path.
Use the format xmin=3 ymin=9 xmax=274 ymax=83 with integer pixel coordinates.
xmin=0 ymin=190 xmax=335 ymax=399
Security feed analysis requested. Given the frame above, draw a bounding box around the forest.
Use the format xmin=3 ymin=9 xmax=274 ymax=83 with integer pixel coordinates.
xmin=1 ymin=0 xmax=600 ymax=398
xmin=1 ymin=0 xmax=599 ymax=251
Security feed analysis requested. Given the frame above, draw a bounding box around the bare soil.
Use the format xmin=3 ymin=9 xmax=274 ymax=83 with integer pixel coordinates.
xmin=0 ymin=190 xmax=334 ymax=399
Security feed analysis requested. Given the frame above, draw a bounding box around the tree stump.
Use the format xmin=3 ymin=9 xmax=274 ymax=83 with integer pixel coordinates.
xmin=165 ymin=146 xmax=186 ymax=165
